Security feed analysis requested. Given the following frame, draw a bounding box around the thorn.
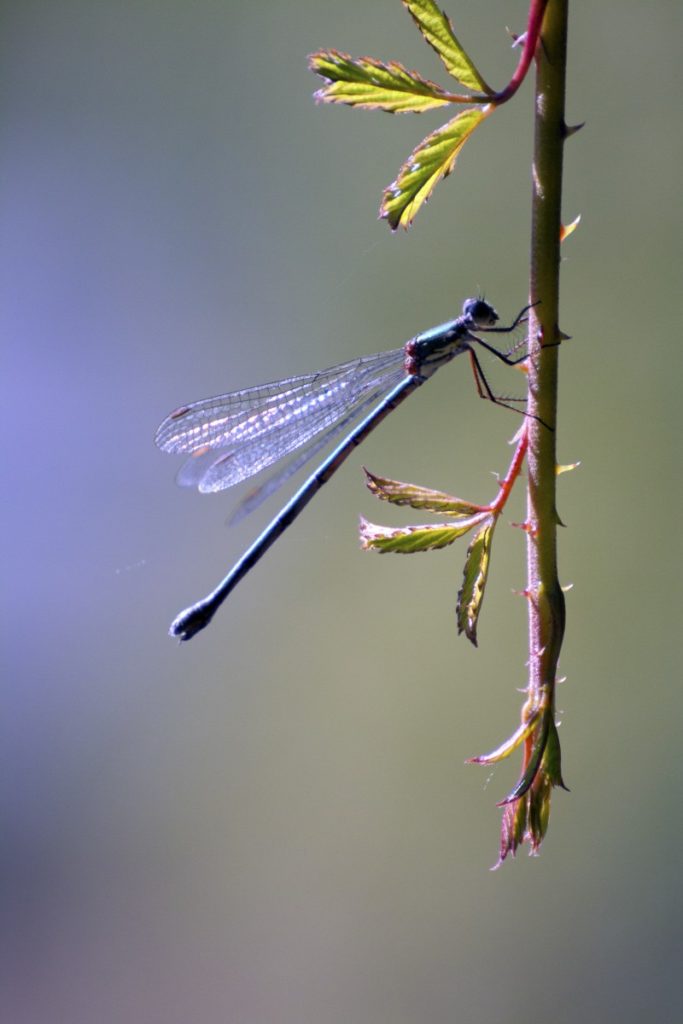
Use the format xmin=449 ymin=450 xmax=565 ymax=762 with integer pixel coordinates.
xmin=563 ymin=120 xmax=585 ymax=138
xmin=556 ymin=461 xmax=581 ymax=475
xmin=560 ymin=214 xmax=581 ymax=241
xmin=512 ymin=587 xmax=532 ymax=600
xmin=561 ymin=582 xmax=574 ymax=593
xmin=508 ymin=423 xmax=526 ymax=445
xmin=507 ymin=27 xmax=526 ymax=49
xmin=511 ymin=520 xmax=532 ymax=533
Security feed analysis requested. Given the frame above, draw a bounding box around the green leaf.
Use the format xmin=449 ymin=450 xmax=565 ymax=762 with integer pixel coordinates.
xmin=309 ymin=50 xmax=456 ymax=113
xmin=363 ymin=468 xmax=487 ymax=516
xmin=402 ymin=0 xmax=492 ymax=93
xmin=380 ymin=106 xmax=490 ymax=229
xmin=456 ymin=518 xmax=494 ymax=646
xmin=359 ymin=515 xmax=481 ymax=554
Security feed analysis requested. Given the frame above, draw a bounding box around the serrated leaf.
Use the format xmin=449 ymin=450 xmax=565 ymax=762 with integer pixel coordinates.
xmin=363 ymin=468 xmax=487 ymax=516
xmin=456 ymin=519 xmax=494 ymax=646
xmin=381 ymin=106 xmax=490 ymax=229
xmin=309 ymin=50 xmax=456 ymax=113
xmin=359 ymin=515 xmax=480 ymax=554
xmin=402 ymin=0 xmax=492 ymax=93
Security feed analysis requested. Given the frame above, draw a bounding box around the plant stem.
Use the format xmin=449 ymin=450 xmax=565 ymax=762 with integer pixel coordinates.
xmin=499 ymin=0 xmax=569 ymax=861
xmin=527 ymin=0 xmax=567 ymax=709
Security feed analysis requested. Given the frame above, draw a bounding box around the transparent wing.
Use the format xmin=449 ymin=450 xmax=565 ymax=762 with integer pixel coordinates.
xmin=227 ymin=370 xmax=405 ymax=522
xmin=155 ymin=348 xmax=405 ymax=493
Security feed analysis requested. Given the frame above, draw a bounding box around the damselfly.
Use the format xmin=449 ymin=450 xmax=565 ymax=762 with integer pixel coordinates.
xmin=156 ymin=297 xmax=532 ymax=641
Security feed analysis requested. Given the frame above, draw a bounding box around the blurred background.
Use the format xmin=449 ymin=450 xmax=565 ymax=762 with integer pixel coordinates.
xmin=2 ymin=1 xmax=682 ymax=1021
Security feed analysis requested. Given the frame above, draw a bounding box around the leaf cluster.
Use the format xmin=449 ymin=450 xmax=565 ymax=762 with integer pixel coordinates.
xmin=360 ymin=469 xmax=499 ymax=646
xmin=309 ymin=0 xmax=496 ymax=229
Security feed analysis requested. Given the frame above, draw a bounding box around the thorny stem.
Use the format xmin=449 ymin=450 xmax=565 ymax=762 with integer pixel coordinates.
xmin=497 ymin=0 xmax=569 ymax=864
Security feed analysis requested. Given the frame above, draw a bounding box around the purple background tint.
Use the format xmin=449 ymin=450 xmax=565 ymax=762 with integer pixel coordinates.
xmin=3 ymin=2 xmax=682 ymax=1023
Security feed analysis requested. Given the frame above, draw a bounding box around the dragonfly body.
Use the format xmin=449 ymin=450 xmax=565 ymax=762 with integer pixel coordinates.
xmin=156 ymin=297 xmax=530 ymax=641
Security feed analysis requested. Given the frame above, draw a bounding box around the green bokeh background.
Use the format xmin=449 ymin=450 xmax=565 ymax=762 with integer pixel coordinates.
xmin=3 ymin=2 xmax=682 ymax=1021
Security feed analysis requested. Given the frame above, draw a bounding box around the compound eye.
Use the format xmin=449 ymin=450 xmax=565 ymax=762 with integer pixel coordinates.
xmin=462 ymin=297 xmax=498 ymax=326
